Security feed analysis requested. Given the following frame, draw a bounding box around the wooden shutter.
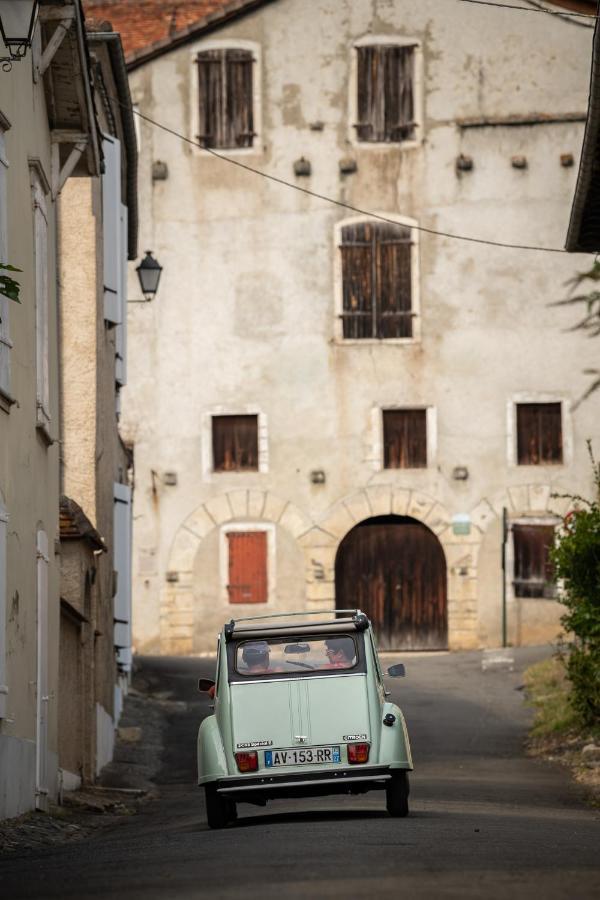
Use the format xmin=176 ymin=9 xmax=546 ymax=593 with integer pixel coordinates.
xmin=102 ymin=135 xmax=122 ymax=324
xmin=376 ymin=223 xmax=412 ymax=337
xmin=340 ymin=221 xmax=412 ymax=339
xmin=513 ymin=525 xmax=556 ymax=598
xmin=32 ymin=173 xmax=50 ymax=422
xmin=0 ymin=131 xmax=10 ymax=397
xmin=356 ymin=45 xmax=415 ymax=143
xmin=113 ymin=483 xmax=132 ymax=670
xmin=197 ymin=50 xmax=223 ymax=148
xmin=226 ymin=49 xmax=254 ymax=147
xmin=516 ymin=403 xmax=562 ymax=465
xmin=212 ymin=414 xmax=259 ymax=471
xmin=115 ymin=204 xmax=128 ymax=387
xmin=227 ymin=531 xmax=267 ymax=604
xmin=340 ymin=222 xmax=374 ymax=338
xmin=383 ymin=409 xmax=427 ymax=468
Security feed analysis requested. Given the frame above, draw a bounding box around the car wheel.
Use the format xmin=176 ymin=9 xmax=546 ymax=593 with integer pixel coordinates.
xmin=205 ymin=785 xmax=230 ymax=829
xmin=386 ymin=771 xmax=409 ymax=817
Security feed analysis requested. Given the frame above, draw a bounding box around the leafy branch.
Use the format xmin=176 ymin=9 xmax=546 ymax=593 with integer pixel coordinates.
xmin=552 ymin=261 xmax=600 ymax=407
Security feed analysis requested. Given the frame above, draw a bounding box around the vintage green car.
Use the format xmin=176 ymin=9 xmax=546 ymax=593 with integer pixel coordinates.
xmin=197 ymin=610 xmax=413 ymax=828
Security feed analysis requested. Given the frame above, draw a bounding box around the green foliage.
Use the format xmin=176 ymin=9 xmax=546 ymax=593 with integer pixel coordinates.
xmin=553 ymin=262 xmax=600 ymax=405
xmin=0 ymin=263 xmax=22 ymax=310
xmin=552 ymin=441 xmax=600 ymax=726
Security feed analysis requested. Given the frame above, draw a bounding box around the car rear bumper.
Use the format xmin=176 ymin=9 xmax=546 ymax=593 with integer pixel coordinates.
xmin=208 ymin=765 xmax=409 ymax=802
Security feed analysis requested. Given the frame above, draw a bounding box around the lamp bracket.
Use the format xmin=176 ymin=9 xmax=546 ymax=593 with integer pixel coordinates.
xmin=37 ymin=8 xmax=75 ymax=77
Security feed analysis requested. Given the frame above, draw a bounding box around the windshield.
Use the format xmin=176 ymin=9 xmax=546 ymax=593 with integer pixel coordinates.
xmin=235 ymin=634 xmax=358 ymax=677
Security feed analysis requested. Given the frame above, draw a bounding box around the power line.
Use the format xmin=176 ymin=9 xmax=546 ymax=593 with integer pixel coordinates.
xmin=457 ymin=0 xmax=597 ymax=19
xmin=126 ymin=102 xmax=575 ymax=254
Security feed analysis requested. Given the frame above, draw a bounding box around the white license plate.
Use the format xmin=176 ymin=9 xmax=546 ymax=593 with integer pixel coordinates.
xmin=264 ymin=746 xmax=341 ymax=767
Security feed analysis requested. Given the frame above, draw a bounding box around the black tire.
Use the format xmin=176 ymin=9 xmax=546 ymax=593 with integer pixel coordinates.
xmin=205 ymin=785 xmax=230 ymax=829
xmin=386 ymin=771 xmax=409 ymax=817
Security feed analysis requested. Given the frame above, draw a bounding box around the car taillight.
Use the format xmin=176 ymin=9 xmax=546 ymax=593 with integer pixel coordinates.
xmin=235 ymin=751 xmax=258 ymax=773
xmin=347 ymin=742 xmax=370 ymax=764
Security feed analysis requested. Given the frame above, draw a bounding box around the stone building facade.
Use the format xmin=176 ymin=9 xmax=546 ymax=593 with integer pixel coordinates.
xmin=113 ymin=0 xmax=599 ymax=654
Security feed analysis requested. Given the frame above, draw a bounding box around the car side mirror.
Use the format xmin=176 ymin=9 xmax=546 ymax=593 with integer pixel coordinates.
xmin=386 ymin=663 xmax=406 ymax=677
xmin=198 ymin=678 xmax=216 ymax=693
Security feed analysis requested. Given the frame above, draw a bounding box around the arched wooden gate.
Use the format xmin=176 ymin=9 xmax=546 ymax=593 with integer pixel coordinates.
xmin=335 ymin=515 xmax=447 ymax=650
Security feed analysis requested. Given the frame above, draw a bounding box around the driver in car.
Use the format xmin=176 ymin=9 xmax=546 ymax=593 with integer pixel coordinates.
xmin=323 ymin=637 xmax=355 ymax=669
xmin=242 ymin=641 xmax=275 ymax=674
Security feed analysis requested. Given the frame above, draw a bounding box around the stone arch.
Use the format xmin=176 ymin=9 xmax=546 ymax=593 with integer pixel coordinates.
xmin=160 ymin=491 xmax=314 ymax=654
xmin=305 ymin=486 xmax=483 ymax=650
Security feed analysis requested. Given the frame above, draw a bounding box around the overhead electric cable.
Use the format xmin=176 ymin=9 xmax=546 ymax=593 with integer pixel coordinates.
xmin=121 ymin=101 xmax=579 ymax=254
xmin=457 ymin=0 xmax=596 ymax=19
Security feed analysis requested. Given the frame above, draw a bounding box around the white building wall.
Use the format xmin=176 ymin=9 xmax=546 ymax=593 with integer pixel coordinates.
xmin=122 ymin=0 xmax=599 ymax=654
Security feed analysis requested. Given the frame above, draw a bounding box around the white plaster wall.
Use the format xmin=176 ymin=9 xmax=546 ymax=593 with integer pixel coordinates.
xmin=122 ymin=0 xmax=600 ymax=654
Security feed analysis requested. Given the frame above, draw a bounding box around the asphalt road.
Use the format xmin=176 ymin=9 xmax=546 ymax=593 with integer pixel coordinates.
xmin=1 ymin=647 xmax=599 ymax=899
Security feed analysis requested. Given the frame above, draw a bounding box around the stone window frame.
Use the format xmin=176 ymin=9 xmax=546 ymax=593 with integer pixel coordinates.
xmin=201 ymin=406 xmax=269 ymax=480
xmin=370 ymin=404 xmax=437 ymax=472
xmin=189 ymin=38 xmax=262 ymax=158
xmin=333 ymin=213 xmax=421 ymax=345
xmin=505 ymin=514 xmax=561 ymax=606
xmin=506 ymin=394 xmax=572 ymax=469
xmin=219 ymin=521 xmax=276 ymax=606
xmin=348 ymin=34 xmax=424 ymax=151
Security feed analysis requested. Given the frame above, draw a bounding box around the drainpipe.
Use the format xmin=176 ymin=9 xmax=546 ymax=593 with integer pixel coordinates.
xmin=501 ymin=506 xmax=508 ymax=648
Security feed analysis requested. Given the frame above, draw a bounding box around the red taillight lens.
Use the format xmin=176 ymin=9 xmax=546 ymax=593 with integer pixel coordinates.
xmin=235 ymin=751 xmax=258 ymax=773
xmin=347 ymin=742 xmax=370 ymax=764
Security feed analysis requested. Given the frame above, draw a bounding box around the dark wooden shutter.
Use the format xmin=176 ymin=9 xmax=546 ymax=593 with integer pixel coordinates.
xmin=225 ymin=49 xmax=254 ymax=148
xmin=376 ymin=223 xmax=412 ymax=338
xmin=340 ymin=221 xmax=412 ymax=339
xmin=516 ymin=403 xmax=562 ymax=465
xmin=340 ymin=222 xmax=374 ymax=338
xmin=383 ymin=410 xmax=427 ymax=468
xmin=356 ymin=45 xmax=415 ymax=143
xmin=197 ymin=50 xmax=223 ymax=148
xmin=228 ymin=531 xmax=267 ymax=604
xmin=212 ymin=414 xmax=259 ymax=471
xmin=513 ymin=525 xmax=556 ymax=598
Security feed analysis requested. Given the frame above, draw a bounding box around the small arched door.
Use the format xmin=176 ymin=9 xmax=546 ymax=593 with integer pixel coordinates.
xmin=335 ymin=515 xmax=447 ymax=650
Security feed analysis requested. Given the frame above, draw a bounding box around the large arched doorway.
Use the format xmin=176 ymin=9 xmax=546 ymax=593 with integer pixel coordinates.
xmin=335 ymin=515 xmax=447 ymax=650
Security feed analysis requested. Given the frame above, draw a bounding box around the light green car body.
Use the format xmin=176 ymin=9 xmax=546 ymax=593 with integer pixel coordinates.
xmin=197 ymin=613 xmax=413 ymax=812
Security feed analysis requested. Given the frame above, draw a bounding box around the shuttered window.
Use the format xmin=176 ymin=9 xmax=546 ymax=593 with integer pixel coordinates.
xmin=227 ymin=531 xmax=267 ymax=604
xmin=513 ymin=524 xmax=557 ymax=598
xmin=197 ymin=49 xmax=255 ymax=149
xmin=32 ymin=170 xmax=50 ymax=429
xmin=0 ymin=127 xmax=11 ymax=402
xmin=355 ymin=45 xmax=415 ymax=143
xmin=516 ymin=403 xmax=562 ymax=465
xmin=340 ymin=221 xmax=413 ymax=339
xmin=383 ymin=409 xmax=427 ymax=468
xmin=212 ymin=414 xmax=259 ymax=471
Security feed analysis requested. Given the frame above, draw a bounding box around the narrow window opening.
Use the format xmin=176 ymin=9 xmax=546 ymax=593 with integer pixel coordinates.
xmin=513 ymin=524 xmax=557 ymax=598
xmin=212 ymin=414 xmax=259 ymax=471
xmin=383 ymin=409 xmax=427 ymax=468
xmin=516 ymin=403 xmax=562 ymax=465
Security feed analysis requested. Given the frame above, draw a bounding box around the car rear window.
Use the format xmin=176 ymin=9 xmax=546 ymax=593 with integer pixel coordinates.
xmin=235 ymin=634 xmax=358 ymax=677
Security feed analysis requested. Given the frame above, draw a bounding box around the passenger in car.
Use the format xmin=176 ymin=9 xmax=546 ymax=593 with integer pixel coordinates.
xmin=323 ymin=637 xmax=355 ymax=669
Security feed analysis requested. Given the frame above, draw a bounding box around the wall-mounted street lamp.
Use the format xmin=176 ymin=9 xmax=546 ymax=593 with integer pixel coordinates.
xmin=0 ymin=1 xmax=39 ymax=72
xmin=134 ymin=250 xmax=163 ymax=302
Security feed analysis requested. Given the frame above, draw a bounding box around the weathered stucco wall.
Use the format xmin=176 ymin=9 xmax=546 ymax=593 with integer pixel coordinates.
xmin=0 ymin=51 xmax=61 ymax=817
xmin=122 ymin=0 xmax=599 ymax=654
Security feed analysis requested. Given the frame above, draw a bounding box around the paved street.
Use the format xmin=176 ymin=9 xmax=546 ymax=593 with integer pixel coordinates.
xmin=1 ymin=647 xmax=599 ymax=900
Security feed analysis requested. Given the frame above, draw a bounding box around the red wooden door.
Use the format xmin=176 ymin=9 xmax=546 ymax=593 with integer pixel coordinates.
xmin=335 ymin=516 xmax=447 ymax=650
xmin=227 ymin=531 xmax=267 ymax=604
